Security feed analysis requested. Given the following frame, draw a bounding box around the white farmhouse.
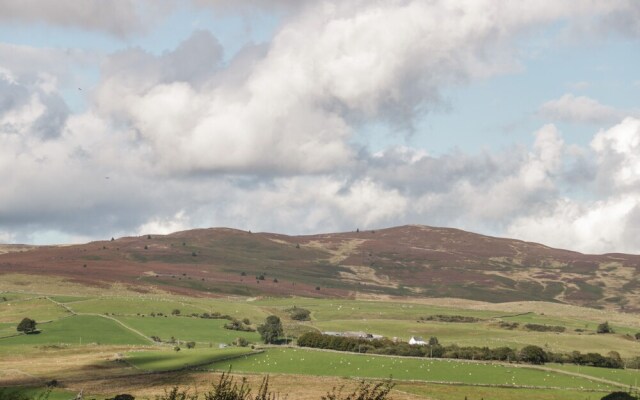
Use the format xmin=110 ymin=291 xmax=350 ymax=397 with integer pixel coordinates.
xmin=409 ymin=336 xmax=427 ymax=345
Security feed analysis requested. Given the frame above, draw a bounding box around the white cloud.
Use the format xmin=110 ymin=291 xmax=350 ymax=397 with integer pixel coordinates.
xmin=3 ymin=1 xmax=640 ymax=256
xmin=538 ymin=93 xmax=623 ymax=124
xmin=0 ymin=0 xmax=170 ymax=37
xmin=137 ymin=211 xmax=191 ymax=236
xmin=507 ymin=118 xmax=640 ymax=254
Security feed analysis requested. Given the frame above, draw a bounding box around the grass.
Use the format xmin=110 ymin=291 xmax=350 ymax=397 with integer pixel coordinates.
xmin=545 ymin=364 xmax=640 ymax=387
xmin=115 ymin=315 xmax=261 ymax=344
xmin=2 ymin=291 xmax=640 ymax=400
xmin=0 ymin=298 xmax=71 ymax=324
xmin=67 ymin=297 xmax=207 ymax=316
xmin=206 ymin=347 xmax=616 ymax=391
xmin=0 ymin=315 xmax=148 ymax=346
xmin=127 ymin=347 xmax=253 ymax=371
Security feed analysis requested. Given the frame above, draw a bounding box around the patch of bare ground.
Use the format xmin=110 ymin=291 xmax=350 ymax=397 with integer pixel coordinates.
xmin=339 ymin=265 xmax=398 ymax=288
xmin=0 ymin=245 xmax=39 ymax=255
xmin=305 ymin=239 xmax=366 ymax=264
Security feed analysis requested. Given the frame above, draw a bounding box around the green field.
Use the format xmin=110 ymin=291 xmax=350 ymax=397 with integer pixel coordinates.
xmin=546 ymin=363 xmax=640 ymax=387
xmin=127 ymin=347 xmax=254 ymax=371
xmin=115 ymin=315 xmax=261 ymax=344
xmin=0 ymin=297 xmax=71 ymax=323
xmin=2 ymin=290 xmax=640 ymax=400
xmin=0 ymin=315 xmax=149 ymax=346
xmin=206 ymin=347 xmax=616 ymax=391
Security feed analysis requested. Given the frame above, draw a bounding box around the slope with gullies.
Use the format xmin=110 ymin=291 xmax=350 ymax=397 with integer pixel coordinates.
xmin=1 ymin=225 xmax=639 ymax=311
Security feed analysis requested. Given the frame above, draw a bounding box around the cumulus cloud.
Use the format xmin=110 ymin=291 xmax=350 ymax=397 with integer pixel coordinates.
xmin=538 ymin=94 xmax=624 ymax=124
xmin=507 ymin=118 xmax=640 ymax=254
xmin=3 ymin=1 xmax=640 ymax=255
xmin=0 ymin=0 xmax=170 ymax=37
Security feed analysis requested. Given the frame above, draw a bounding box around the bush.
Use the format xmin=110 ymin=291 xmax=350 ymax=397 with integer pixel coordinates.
xmin=172 ymin=309 xmax=181 ymax=316
xmin=523 ymin=323 xmax=565 ymax=333
xmin=597 ymin=322 xmax=613 ymax=334
xmin=519 ymin=345 xmax=548 ymax=365
xmin=287 ymin=307 xmax=311 ymax=321
xmin=234 ymin=337 xmax=250 ymax=347
xmin=322 ymin=379 xmax=394 ymax=400
xmin=186 ymin=341 xmax=196 ymax=349
xmin=17 ymin=317 xmax=37 ymax=334
xmin=224 ymin=319 xmax=255 ymax=332
xmin=421 ymin=315 xmax=481 ymax=323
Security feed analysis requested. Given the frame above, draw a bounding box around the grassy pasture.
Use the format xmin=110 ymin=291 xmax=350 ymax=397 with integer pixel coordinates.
xmin=546 ymin=364 xmax=640 ymax=387
xmin=254 ymin=298 xmax=500 ymax=321
xmin=207 ymin=347 xmax=616 ymax=391
xmin=310 ymin=318 xmax=640 ymax=357
xmin=115 ymin=315 xmax=261 ymax=344
xmin=127 ymin=347 xmax=253 ymax=371
xmin=47 ymin=295 xmax=91 ymax=303
xmin=0 ymin=298 xmax=70 ymax=323
xmin=0 ymin=315 xmax=148 ymax=347
xmin=67 ymin=297 xmax=207 ymax=316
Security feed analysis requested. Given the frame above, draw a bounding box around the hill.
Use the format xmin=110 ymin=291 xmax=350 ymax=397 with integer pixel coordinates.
xmin=1 ymin=225 xmax=639 ymax=311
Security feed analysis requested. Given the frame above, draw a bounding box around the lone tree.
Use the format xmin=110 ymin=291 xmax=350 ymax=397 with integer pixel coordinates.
xmin=518 ymin=345 xmax=548 ymax=365
xmin=17 ymin=317 xmax=37 ymax=334
xmin=598 ymin=321 xmax=613 ymax=334
xmin=257 ymin=315 xmax=283 ymax=344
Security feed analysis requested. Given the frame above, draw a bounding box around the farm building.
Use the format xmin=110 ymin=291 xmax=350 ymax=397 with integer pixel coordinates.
xmin=409 ymin=336 xmax=426 ymax=345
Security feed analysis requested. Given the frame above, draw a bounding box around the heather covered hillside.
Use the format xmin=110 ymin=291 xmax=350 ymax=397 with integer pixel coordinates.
xmin=2 ymin=225 xmax=639 ymax=311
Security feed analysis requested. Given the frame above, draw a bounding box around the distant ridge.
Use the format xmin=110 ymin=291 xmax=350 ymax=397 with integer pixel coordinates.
xmin=1 ymin=224 xmax=639 ymax=312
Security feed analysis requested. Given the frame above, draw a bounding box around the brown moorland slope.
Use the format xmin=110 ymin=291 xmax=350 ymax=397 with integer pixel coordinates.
xmin=1 ymin=225 xmax=639 ymax=311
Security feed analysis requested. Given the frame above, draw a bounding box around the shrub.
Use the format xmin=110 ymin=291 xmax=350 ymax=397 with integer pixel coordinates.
xmin=287 ymin=307 xmax=311 ymax=321
xmin=17 ymin=317 xmax=37 ymax=334
xmin=322 ymin=379 xmax=394 ymax=400
xmin=186 ymin=341 xmax=196 ymax=349
xmin=598 ymin=322 xmax=613 ymax=334
xmin=172 ymin=309 xmax=181 ymax=316
xmin=523 ymin=323 xmax=565 ymax=333
xmin=519 ymin=345 xmax=548 ymax=365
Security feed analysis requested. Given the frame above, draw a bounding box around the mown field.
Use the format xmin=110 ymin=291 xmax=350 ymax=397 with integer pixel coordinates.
xmin=1 ymin=286 xmax=640 ymax=399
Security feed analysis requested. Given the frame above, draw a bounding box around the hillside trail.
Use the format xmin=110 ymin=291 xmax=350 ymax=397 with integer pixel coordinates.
xmin=44 ymin=297 xmax=155 ymax=344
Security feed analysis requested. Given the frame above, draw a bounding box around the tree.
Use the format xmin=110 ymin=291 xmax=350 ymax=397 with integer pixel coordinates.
xmin=171 ymin=309 xmax=181 ymax=316
xmin=257 ymin=315 xmax=283 ymax=344
xmin=598 ymin=321 xmax=613 ymax=334
xmin=518 ymin=345 xmax=547 ymax=365
xmin=17 ymin=318 xmax=37 ymax=334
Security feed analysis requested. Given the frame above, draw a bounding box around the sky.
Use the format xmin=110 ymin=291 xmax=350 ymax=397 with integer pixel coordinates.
xmin=0 ymin=1 xmax=639 ymax=254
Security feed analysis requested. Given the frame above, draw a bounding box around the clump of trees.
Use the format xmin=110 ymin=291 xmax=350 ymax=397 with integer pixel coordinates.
xmin=257 ymin=316 xmax=283 ymax=344
xmin=420 ymin=315 xmax=481 ymax=323
xmin=598 ymin=321 xmax=614 ymax=334
xmin=17 ymin=318 xmax=37 ymax=334
xmin=286 ymin=306 xmax=311 ymax=321
xmin=200 ymin=312 xmax=233 ymax=320
xmin=297 ymin=332 xmax=625 ymax=368
xmin=498 ymin=321 xmax=519 ymax=330
xmin=224 ymin=319 xmax=255 ymax=332
xmin=523 ymin=323 xmax=566 ymax=333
